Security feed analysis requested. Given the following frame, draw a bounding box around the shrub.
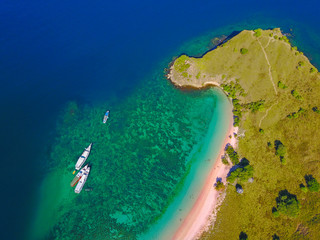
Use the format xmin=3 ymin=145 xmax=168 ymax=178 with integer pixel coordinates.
xmin=259 ymin=128 xmax=265 ymax=134
xmin=254 ymin=29 xmax=262 ymax=37
xmin=239 ymin=232 xmax=248 ymax=240
xmin=226 ymin=145 xmax=239 ymax=165
xmin=274 ymin=35 xmax=278 ymax=40
xmin=272 ymin=209 xmax=280 ymax=218
xmin=298 ymin=61 xmax=305 ymax=67
xmin=269 ymin=33 xmax=273 ymax=37
xmin=273 ymin=234 xmax=280 ymax=240
xmin=300 ymin=184 xmax=308 ymax=193
xmin=222 ymin=157 xmax=229 ymax=165
xmin=275 ymin=140 xmax=286 ymax=158
xmin=310 ymin=67 xmax=316 ymax=73
xmin=305 ymin=175 xmax=320 ymax=192
xmin=277 ymin=81 xmax=288 ymax=89
xmin=291 ymin=90 xmax=303 ymax=100
xmin=215 ymin=180 xmax=225 ymax=191
xmin=287 ymin=108 xmax=306 ymax=119
xmin=312 ymin=107 xmax=320 ymax=114
xmin=240 ymin=48 xmax=248 ymax=54
xmin=292 ymin=46 xmax=297 ymax=51
xmin=280 ymin=157 xmax=287 ymax=165
xmin=245 ymin=100 xmax=265 ymax=113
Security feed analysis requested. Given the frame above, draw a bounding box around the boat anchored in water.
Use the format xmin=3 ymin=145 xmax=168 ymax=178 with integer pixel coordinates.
xmin=73 ymin=143 xmax=92 ymax=174
xmin=70 ymin=164 xmax=89 ymax=187
xmin=103 ymin=110 xmax=110 ymax=123
xmin=75 ymin=165 xmax=91 ymax=194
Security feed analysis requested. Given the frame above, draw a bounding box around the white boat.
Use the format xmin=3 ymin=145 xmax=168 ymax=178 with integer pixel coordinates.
xmin=75 ymin=143 xmax=92 ymax=171
xmin=75 ymin=166 xmax=91 ymax=194
xmin=70 ymin=164 xmax=89 ymax=187
xmin=103 ymin=110 xmax=110 ymax=123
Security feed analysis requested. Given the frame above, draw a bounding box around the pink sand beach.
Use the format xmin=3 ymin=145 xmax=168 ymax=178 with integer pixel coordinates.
xmin=172 ymin=124 xmax=237 ymax=240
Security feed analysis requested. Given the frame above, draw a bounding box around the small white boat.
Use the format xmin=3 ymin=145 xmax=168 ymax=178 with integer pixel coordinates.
xmin=103 ymin=110 xmax=110 ymax=123
xmin=70 ymin=164 xmax=89 ymax=187
xmin=75 ymin=166 xmax=91 ymax=194
xmin=75 ymin=143 xmax=92 ymax=171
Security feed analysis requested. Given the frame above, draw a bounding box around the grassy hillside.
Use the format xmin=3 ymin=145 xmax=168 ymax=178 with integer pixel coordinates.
xmin=169 ymin=29 xmax=320 ymax=239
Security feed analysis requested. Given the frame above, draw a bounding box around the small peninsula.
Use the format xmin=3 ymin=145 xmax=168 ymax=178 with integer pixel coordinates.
xmin=168 ymin=28 xmax=320 ymax=239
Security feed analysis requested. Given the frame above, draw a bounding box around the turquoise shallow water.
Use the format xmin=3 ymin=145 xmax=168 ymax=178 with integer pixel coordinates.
xmin=30 ymin=69 xmax=231 ymax=239
xmin=140 ymin=89 xmax=232 ymax=240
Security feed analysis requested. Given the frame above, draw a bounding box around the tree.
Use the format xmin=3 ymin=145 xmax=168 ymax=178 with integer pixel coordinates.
xmin=240 ymin=48 xmax=248 ymax=54
xmin=227 ymin=164 xmax=254 ymax=183
xmin=275 ymin=140 xmax=286 ymax=158
xmin=305 ymin=175 xmax=320 ymax=192
xmin=272 ymin=234 xmax=280 ymax=240
xmin=239 ymin=232 xmax=248 ymax=240
xmin=273 ymin=190 xmax=300 ymax=218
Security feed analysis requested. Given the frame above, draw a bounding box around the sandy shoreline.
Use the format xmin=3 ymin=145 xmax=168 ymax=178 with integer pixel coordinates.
xmin=172 ymin=116 xmax=237 ymax=240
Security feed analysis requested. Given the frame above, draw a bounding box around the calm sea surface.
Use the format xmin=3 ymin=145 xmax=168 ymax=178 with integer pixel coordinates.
xmin=1 ymin=0 xmax=320 ymax=239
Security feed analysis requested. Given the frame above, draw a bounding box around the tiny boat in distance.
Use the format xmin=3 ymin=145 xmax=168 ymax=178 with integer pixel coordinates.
xmin=70 ymin=164 xmax=89 ymax=187
xmin=103 ymin=110 xmax=110 ymax=123
xmin=75 ymin=165 xmax=91 ymax=194
xmin=74 ymin=143 xmax=92 ymax=171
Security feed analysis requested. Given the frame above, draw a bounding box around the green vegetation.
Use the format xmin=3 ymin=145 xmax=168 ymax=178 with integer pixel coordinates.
xmin=305 ymin=175 xmax=320 ymax=192
xmin=221 ymin=156 xmax=229 ymax=165
xmin=215 ymin=180 xmax=225 ymax=191
xmin=221 ymin=81 xmax=246 ymax=127
xmin=171 ymin=28 xmax=320 ymax=239
xmin=174 ymin=55 xmax=190 ymax=74
xmin=221 ymin=81 xmax=246 ymax=99
xmin=312 ymin=106 xmax=320 ymax=114
xmin=287 ymin=107 xmax=306 ymax=119
xmin=300 ymin=184 xmax=308 ymax=193
xmin=227 ymin=158 xmax=254 ymax=183
xmin=277 ymin=81 xmax=288 ymax=89
xmin=254 ymin=28 xmax=262 ymax=37
xmin=272 ymin=190 xmax=301 ymax=218
xmin=275 ymin=140 xmax=286 ymax=163
xmin=291 ymin=90 xmax=303 ymax=100
xmin=245 ymin=100 xmax=265 ymax=113
xmin=195 ymin=72 xmax=201 ymax=79
xmin=239 ymin=232 xmax=248 ymax=240
xmin=259 ymin=128 xmax=264 ymax=134
xmin=240 ymin=48 xmax=248 ymax=54
xmin=310 ymin=67 xmax=316 ymax=73
xmin=226 ymin=145 xmax=239 ymax=165
xmin=279 ymin=35 xmax=290 ymax=43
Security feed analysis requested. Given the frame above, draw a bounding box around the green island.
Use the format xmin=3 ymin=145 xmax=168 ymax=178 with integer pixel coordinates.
xmin=168 ymin=28 xmax=320 ymax=239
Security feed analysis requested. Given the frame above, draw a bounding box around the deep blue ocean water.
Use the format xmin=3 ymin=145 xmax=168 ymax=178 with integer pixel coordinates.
xmin=1 ymin=0 xmax=320 ymax=239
